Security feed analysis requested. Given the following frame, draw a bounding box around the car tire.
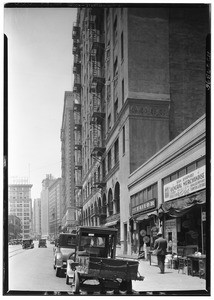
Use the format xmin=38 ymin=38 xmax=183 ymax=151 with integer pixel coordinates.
xmin=66 ymin=275 xmax=69 ymax=285
xmin=119 ymin=280 xmax=132 ymax=294
xmin=73 ymin=271 xmax=80 ymax=294
xmin=56 ymin=267 xmax=61 ymax=277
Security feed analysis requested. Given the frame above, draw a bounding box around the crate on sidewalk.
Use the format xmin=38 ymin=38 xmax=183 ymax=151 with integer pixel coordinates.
xmin=149 ymin=252 xmax=158 ymax=266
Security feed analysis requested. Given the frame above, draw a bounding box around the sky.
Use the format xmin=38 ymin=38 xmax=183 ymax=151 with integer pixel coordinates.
xmin=4 ymin=6 xmax=77 ymax=200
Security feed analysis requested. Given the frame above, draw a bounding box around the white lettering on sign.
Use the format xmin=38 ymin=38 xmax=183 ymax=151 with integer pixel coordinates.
xmin=132 ymin=199 xmax=156 ymax=214
xmin=164 ymin=166 xmax=205 ymax=202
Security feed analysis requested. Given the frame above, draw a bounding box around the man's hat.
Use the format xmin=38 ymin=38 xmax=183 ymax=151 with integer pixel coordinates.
xmin=157 ymin=231 xmax=162 ymax=236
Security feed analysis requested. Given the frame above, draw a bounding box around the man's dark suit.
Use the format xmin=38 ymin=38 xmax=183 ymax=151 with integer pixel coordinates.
xmin=154 ymin=235 xmax=167 ymax=273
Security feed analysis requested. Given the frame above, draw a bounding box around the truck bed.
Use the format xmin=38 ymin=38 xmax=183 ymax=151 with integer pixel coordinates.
xmin=87 ymin=257 xmax=139 ymax=281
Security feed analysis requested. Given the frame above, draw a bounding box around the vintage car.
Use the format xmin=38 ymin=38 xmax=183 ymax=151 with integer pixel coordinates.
xmin=22 ymin=239 xmax=34 ymax=249
xmin=38 ymin=238 xmax=47 ymax=248
xmin=68 ymin=226 xmax=144 ymax=294
xmin=53 ymin=233 xmax=77 ymax=277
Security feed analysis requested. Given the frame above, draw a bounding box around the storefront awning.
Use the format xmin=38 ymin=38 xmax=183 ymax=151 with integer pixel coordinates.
xmin=104 ymin=220 xmax=119 ymax=227
xmin=147 ymin=211 xmax=158 ymax=217
xmin=159 ymin=190 xmax=206 ymax=217
xmin=131 ymin=210 xmax=158 ymax=222
xmin=135 ymin=214 xmax=149 ymax=221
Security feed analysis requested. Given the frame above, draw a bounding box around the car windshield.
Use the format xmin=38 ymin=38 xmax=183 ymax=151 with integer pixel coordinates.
xmin=79 ymin=235 xmax=106 ymax=250
xmin=58 ymin=235 xmax=76 ymax=247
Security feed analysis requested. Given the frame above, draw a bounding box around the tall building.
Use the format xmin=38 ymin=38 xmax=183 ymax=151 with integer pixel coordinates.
xmin=8 ymin=178 xmax=33 ymax=239
xmin=61 ymin=92 xmax=77 ymax=232
xmin=41 ymin=174 xmax=55 ymax=237
xmin=8 ymin=215 xmax=22 ymax=240
xmin=33 ymin=198 xmax=41 ymax=239
xmin=72 ymin=6 xmax=209 ymax=255
xmin=48 ymin=178 xmax=62 ymax=239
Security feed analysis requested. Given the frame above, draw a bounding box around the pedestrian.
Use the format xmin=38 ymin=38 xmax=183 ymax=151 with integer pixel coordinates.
xmin=154 ymin=231 xmax=167 ymax=274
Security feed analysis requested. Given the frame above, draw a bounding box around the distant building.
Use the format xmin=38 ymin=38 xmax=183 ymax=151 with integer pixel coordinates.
xmin=8 ymin=215 xmax=22 ymax=240
xmin=41 ymin=174 xmax=55 ymax=237
xmin=33 ymin=198 xmax=41 ymax=239
xmin=48 ymin=178 xmax=62 ymax=239
xmin=61 ymin=92 xmax=77 ymax=232
xmin=8 ymin=179 xmax=33 ymax=239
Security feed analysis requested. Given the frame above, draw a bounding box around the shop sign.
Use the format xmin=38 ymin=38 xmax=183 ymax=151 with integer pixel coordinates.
xmin=132 ymin=199 xmax=156 ymax=215
xmin=164 ymin=166 xmax=205 ymax=202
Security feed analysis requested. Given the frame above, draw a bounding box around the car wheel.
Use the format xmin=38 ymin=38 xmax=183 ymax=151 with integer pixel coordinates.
xmin=73 ymin=271 xmax=80 ymax=294
xmin=66 ymin=275 xmax=69 ymax=285
xmin=100 ymin=280 xmax=106 ymax=294
xmin=56 ymin=267 xmax=61 ymax=277
xmin=119 ymin=280 xmax=132 ymax=294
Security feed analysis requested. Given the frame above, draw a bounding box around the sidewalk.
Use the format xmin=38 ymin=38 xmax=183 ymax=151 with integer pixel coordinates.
xmin=134 ymin=259 xmax=208 ymax=294
xmin=116 ymin=255 xmax=209 ymax=295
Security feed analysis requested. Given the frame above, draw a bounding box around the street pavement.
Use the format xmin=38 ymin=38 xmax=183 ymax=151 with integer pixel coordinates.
xmin=131 ymin=259 xmax=209 ymax=295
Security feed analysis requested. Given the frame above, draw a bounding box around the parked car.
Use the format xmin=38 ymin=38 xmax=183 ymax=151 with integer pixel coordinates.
xmin=53 ymin=233 xmax=77 ymax=277
xmin=22 ymin=239 xmax=34 ymax=249
xmin=38 ymin=238 xmax=47 ymax=248
xmin=68 ymin=226 xmax=144 ymax=294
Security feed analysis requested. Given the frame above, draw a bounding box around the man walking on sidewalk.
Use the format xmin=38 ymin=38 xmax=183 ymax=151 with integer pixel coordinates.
xmin=154 ymin=231 xmax=167 ymax=274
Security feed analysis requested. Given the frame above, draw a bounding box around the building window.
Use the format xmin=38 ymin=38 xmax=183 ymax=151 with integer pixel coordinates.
xmin=121 ymin=32 xmax=124 ymax=61
xmin=196 ymin=157 xmax=205 ymax=168
xmin=107 ymin=77 xmax=111 ymax=103
xmin=113 ymin=58 xmax=118 ymax=78
xmin=102 ymin=159 xmax=106 ymax=179
xmin=113 ymin=16 xmax=117 ymax=45
xmin=163 ymin=158 xmax=205 ymax=185
xmin=108 ymin=114 xmax=111 ymax=131
xmin=97 ymin=166 xmax=100 ymax=182
xmin=122 ymin=125 xmax=125 ymax=154
xmin=187 ymin=162 xmax=196 ymax=173
xmin=114 ymin=98 xmax=118 ymax=122
xmin=107 ymin=149 xmax=112 ymax=172
xmin=122 ymin=79 xmax=125 ymax=104
xmin=114 ymin=138 xmax=119 ymax=164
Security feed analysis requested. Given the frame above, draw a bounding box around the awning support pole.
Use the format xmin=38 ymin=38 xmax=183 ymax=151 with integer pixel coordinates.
xmin=201 ymin=206 xmax=204 ymax=254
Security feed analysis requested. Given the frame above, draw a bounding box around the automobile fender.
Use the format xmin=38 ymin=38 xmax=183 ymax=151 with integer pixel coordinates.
xmin=55 ymin=252 xmax=63 ymax=267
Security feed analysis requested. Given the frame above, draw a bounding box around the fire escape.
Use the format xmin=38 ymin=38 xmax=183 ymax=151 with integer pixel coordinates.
xmin=72 ymin=22 xmax=82 ymax=214
xmin=89 ymin=16 xmax=105 ymax=160
xmin=88 ymin=11 xmax=107 ymax=228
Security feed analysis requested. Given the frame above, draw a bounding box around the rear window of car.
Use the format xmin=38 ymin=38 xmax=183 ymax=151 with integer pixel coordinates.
xmin=59 ymin=234 xmax=76 ymax=247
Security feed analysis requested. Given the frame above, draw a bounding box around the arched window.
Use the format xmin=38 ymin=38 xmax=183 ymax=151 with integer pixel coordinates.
xmin=88 ymin=207 xmax=91 ymax=226
xmin=98 ymin=197 xmax=102 ymax=214
xmin=108 ymin=188 xmax=113 ymax=216
xmin=114 ymin=182 xmax=120 ymax=214
xmin=94 ymin=201 xmax=98 ymax=215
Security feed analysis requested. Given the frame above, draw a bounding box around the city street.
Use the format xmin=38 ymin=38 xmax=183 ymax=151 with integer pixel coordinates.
xmin=8 ymin=241 xmax=70 ymax=293
xmin=7 ymin=241 xmax=208 ymax=295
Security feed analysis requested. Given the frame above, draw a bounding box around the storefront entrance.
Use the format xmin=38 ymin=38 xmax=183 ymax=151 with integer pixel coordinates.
xmin=163 ymin=204 xmax=206 ymax=255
